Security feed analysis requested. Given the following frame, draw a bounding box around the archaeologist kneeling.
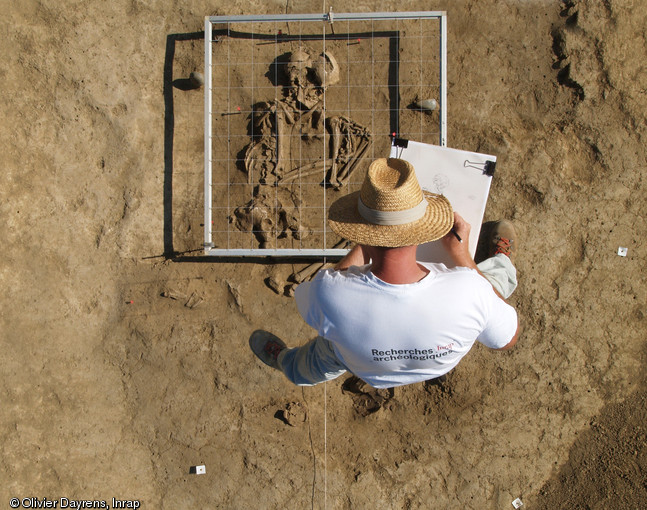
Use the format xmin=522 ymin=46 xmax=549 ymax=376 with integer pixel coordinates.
xmin=250 ymin=157 xmax=519 ymax=388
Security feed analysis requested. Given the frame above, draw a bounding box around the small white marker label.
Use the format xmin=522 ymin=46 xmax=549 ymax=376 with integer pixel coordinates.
xmin=196 ymin=465 xmax=206 ymax=475
xmin=512 ymin=498 xmax=523 ymax=509
xmin=618 ymin=247 xmax=628 ymax=257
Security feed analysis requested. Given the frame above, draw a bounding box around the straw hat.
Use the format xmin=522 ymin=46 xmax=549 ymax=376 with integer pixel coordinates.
xmin=328 ymin=158 xmax=454 ymax=247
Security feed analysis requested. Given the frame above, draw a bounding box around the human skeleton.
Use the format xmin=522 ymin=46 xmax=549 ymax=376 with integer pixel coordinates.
xmin=243 ymin=49 xmax=371 ymax=188
xmin=232 ymin=48 xmax=372 ymax=248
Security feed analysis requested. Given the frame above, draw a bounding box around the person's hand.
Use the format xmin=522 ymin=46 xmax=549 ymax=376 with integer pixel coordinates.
xmin=441 ymin=212 xmax=476 ymax=268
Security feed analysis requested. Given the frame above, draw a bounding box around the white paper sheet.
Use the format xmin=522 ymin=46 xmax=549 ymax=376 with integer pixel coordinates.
xmin=390 ymin=140 xmax=496 ymax=266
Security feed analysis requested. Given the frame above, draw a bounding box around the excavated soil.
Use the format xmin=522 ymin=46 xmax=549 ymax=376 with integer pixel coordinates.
xmin=2 ymin=0 xmax=646 ymax=508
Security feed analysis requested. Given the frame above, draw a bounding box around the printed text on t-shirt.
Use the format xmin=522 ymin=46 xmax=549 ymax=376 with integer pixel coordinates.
xmin=371 ymin=347 xmax=455 ymax=362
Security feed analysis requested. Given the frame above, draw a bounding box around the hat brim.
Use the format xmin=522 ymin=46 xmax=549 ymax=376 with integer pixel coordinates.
xmin=328 ymin=191 xmax=454 ymax=247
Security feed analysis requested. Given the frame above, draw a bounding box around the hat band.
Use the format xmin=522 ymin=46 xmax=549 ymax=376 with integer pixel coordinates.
xmin=357 ymin=197 xmax=428 ymax=226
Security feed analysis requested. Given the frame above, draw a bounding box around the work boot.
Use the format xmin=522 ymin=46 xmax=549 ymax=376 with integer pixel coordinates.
xmin=488 ymin=220 xmax=517 ymax=260
xmin=249 ymin=330 xmax=287 ymax=370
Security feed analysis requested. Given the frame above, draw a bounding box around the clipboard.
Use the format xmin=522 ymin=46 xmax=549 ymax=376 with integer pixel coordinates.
xmin=389 ymin=139 xmax=496 ymax=267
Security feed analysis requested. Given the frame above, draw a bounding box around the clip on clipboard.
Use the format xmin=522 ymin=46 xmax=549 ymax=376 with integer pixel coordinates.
xmin=464 ymin=159 xmax=496 ymax=176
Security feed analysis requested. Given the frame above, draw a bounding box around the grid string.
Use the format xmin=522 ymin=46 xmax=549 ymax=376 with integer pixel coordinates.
xmin=322 ymin=6 xmax=328 ymax=505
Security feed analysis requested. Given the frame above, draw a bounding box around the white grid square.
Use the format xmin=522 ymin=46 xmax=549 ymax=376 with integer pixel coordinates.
xmin=204 ymin=12 xmax=447 ymax=257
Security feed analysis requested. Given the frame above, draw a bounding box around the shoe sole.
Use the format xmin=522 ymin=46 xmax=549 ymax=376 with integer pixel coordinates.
xmin=249 ymin=330 xmax=287 ymax=369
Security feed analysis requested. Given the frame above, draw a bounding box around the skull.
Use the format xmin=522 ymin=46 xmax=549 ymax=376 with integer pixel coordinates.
xmin=283 ymin=49 xmax=340 ymax=109
xmin=285 ymin=50 xmax=312 ymax=89
xmin=310 ymin=52 xmax=340 ymax=87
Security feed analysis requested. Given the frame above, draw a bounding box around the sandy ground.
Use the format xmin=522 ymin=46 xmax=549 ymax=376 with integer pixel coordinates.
xmin=2 ymin=0 xmax=647 ymax=508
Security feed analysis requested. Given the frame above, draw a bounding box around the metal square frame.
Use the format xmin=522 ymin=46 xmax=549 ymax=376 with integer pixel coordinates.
xmin=203 ymin=11 xmax=447 ymax=257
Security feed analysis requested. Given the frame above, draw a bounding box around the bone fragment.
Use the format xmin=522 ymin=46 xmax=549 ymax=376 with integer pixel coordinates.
xmin=291 ymin=239 xmax=347 ymax=283
xmin=185 ymin=292 xmax=204 ymax=309
xmin=281 ymin=160 xmax=327 ymax=183
xmin=162 ymin=289 xmax=187 ymax=301
xmin=335 ymin=136 xmax=371 ymax=187
xmin=274 ymin=108 xmax=289 ymax=178
xmin=277 ymin=100 xmax=296 ymax=125
xmin=328 ymin=116 xmax=342 ymax=185
xmin=226 ymin=281 xmax=243 ymax=312
xmin=266 ymin=275 xmax=284 ymax=295
xmin=292 ymin=262 xmax=326 ymax=284
xmin=295 ymin=99 xmax=322 ymax=124
xmin=283 ymin=401 xmax=308 ymax=426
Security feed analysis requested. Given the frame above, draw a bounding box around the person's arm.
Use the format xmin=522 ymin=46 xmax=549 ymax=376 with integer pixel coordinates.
xmin=441 ymin=212 xmax=504 ymax=297
xmin=441 ymin=212 xmax=520 ymax=350
xmin=440 ymin=212 xmax=479 ymax=271
xmin=334 ymin=244 xmax=369 ymax=271
xmin=497 ymin=326 xmax=519 ymax=350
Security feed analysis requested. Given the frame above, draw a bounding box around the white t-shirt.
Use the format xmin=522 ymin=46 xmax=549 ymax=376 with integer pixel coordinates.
xmin=295 ymin=262 xmax=518 ymax=388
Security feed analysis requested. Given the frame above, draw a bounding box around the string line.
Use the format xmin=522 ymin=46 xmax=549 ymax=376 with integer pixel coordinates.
xmin=322 ymin=3 xmax=328 ymax=507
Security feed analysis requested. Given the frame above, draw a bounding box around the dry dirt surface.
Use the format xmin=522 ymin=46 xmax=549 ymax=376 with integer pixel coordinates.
xmin=2 ymin=0 xmax=647 ymax=509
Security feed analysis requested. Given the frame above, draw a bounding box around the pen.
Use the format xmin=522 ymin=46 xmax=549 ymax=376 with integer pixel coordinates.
xmin=451 ymin=228 xmax=462 ymax=243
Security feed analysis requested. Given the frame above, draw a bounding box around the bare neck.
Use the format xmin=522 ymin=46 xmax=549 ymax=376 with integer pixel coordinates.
xmin=364 ymin=245 xmax=429 ymax=285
